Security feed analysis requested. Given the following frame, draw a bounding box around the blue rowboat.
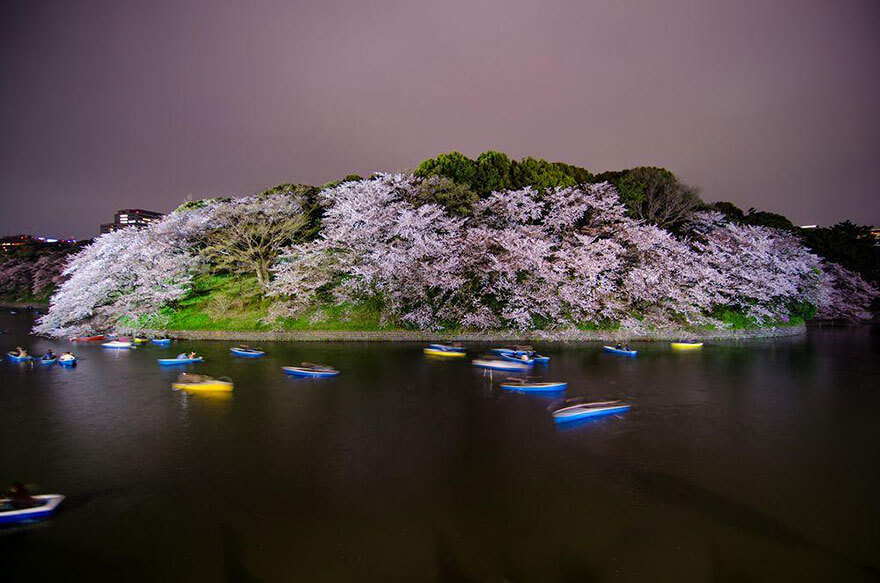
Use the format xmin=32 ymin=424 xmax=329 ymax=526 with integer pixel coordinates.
xmin=490 ymin=347 xmax=517 ymax=355
xmin=151 ymin=338 xmax=171 ymax=346
xmin=603 ymin=346 xmax=637 ymax=357
xmin=472 ymin=358 xmax=532 ymax=372
xmin=492 ymin=347 xmax=549 ymax=363
xmin=282 ymin=365 xmax=340 ymax=378
xmin=230 ymin=347 xmax=265 ymax=358
xmin=553 ymin=401 xmax=632 ymax=424
xmin=498 ymin=352 xmax=535 ymax=365
xmin=6 ymin=352 xmax=32 ymax=362
xmin=58 ymin=358 xmax=77 ymax=367
xmin=0 ymin=495 xmax=64 ymax=525
xmin=428 ymin=344 xmax=465 ymax=352
xmin=499 ymin=381 xmax=568 ymax=393
xmin=157 ymin=357 xmax=203 ymax=366
xmin=37 ymin=357 xmax=57 ymax=365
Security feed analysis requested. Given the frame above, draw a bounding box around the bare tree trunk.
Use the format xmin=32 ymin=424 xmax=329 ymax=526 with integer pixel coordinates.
xmin=256 ymin=261 xmax=270 ymax=289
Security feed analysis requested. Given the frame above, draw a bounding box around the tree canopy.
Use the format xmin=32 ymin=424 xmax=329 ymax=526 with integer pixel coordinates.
xmin=415 ymin=150 xmax=594 ymax=199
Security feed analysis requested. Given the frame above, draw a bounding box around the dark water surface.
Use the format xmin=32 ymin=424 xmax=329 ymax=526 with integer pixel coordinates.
xmin=1 ymin=311 xmax=878 ymax=582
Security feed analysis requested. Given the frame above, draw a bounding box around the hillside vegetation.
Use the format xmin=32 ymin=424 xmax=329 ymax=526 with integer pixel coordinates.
xmin=26 ymin=151 xmax=879 ymax=337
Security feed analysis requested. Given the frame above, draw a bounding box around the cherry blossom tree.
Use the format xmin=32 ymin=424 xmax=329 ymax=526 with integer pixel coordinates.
xmin=34 ymin=206 xmax=215 ymax=337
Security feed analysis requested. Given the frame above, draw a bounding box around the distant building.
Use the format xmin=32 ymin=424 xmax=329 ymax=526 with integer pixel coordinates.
xmin=100 ymin=209 xmax=163 ymax=234
xmin=0 ymin=234 xmax=35 ymax=250
xmin=1 ymin=234 xmax=77 ymax=252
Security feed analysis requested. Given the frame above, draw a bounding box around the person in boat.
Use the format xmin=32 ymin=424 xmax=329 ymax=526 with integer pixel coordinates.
xmin=4 ymin=482 xmax=38 ymax=509
xmin=177 ymin=352 xmax=188 ymax=359
xmin=43 ymin=350 xmax=56 ymax=360
xmin=177 ymin=372 xmax=208 ymax=384
xmin=188 ymin=351 xmax=197 ymax=359
xmin=59 ymin=351 xmax=75 ymax=361
xmin=13 ymin=346 xmax=28 ymax=357
xmin=615 ymin=343 xmax=623 ymax=350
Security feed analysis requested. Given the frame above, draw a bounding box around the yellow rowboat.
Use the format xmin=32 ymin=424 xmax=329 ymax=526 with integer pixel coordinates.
xmin=133 ymin=337 xmax=149 ymax=345
xmin=172 ymin=374 xmax=233 ymax=392
xmin=671 ymin=342 xmax=704 ymax=350
xmin=173 ymin=380 xmax=233 ymax=392
xmin=424 ymin=348 xmax=466 ymax=357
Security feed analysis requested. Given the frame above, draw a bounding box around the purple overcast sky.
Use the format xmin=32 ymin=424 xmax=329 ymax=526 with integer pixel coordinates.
xmin=1 ymin=0 xmax=878 ymax=239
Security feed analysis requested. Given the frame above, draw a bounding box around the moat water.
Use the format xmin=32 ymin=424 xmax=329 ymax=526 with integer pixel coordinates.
xmin=1 ymin=310 xmax=878 ymax=582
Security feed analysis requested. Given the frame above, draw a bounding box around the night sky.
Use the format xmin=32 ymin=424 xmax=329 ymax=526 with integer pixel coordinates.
xmin=2 ymin=0 xmax=878 ymax=239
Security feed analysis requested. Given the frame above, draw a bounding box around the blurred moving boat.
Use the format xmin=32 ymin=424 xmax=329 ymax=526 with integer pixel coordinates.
xmin=499 ymin=380 xmax=567 ymax=392
xmin=282 ymin=364 xmax=340 ymax=378
xmin=428 ymin=344 xmax=465 ymax=352
xmin=133 ymin=337 xmax=149 ymax=345
xmin=498 ymin=352 xmax=535 ymax=365
xmin=158 ymin=357 xmax=203 ymax=365
xmin=0 ymin=494 xmax=65 ymax=525
xmin=172 ymin=373 xmax=233 ymax=392
xmin=70 ymin=335 xmax=104 ymax=342
xmin=603 ymin=346 xmax=637 ymax=357
xmin=472 ymin=358 xmax=532 ymax=372
xmin=37 ymin=357 xmax=57 ymax=365
xmin=151 ymin=338 xmax=171 ymax=346
xmin=424 ymin=344 xmax=466 ymax=357
xmin=671 ymin=342 xmax=703 ymax=350
xmin=552 ymin=401 xmax=632 ymax=424
xmin=6 ymin=352 xmax=32 ymax=362
xmin=101 ymin=340 xmax=132 ymax=349
xmin=492 ymin=347 xmax=549 ymax=364
xmin=230 ymin=347 xmax=265 ymax=358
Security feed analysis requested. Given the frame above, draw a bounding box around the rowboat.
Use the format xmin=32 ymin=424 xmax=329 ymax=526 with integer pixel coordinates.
xmin=428 ymin=344 xmax=465 ymax=352
xmin=498 ymin=352 xmax=535 ymax=365
xmin=230 ymin=347 xmax=265 ymax=358
xmin=172 ymin=374 xmax=233 ymax=392
xmin=158 ymin=357 xmax=203 ymax=366
xmin=552 ymin=401 xmax=632 ymax=424
xmin=671 ymin=342 xmax=703 ymax=350
xmin=492 ymin=347 xmax=549 ymax=363
xmin=424 ymin=346 xmax=466 ymax=357
xmin=282 ymin=365 xmax=340 ymax=378
xmin=603 ymin=346 xmax=638 ymax=357
xmin=58 ymin=357 xmax=77 ymax=367
xmin=101 ymin=341 xmax=132 ymax=349
xmin=491 ymin=347 xmax=519 ymax=355
xmin=0 ymin=494 xmax=65 ymax=525
xmin=472 ymin=358 xmax=532 ymax=372
xmin=499 ymin=380 xmax=568 ymax=392
xmin=6 ymin=352 xmax=32 ymax=362
xmin=70 ymin=335 xmax=104 ymax=342
xmin=150 ymin=338 xmax=171 ymax=346
xmin=37 ymin=357 xmax=57 ymax=365
xmin=133 ymin=337 xmax=149 ymax=345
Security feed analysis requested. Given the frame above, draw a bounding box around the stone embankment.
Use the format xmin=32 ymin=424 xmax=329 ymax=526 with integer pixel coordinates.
xmin=128 ymin=325 xmax=806 ymax=343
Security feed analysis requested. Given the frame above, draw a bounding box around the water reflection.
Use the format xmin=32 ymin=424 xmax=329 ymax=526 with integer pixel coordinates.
xmin=1 ymin=313 xmax=879 ymax=581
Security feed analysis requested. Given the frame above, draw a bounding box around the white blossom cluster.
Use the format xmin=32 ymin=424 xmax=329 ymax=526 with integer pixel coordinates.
xmin=268 ymin=175 xmax=877 ymax=330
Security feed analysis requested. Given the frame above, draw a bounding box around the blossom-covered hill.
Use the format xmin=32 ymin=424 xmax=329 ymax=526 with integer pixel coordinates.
xmin=32 ymin=171 xmax=878 ymax=338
